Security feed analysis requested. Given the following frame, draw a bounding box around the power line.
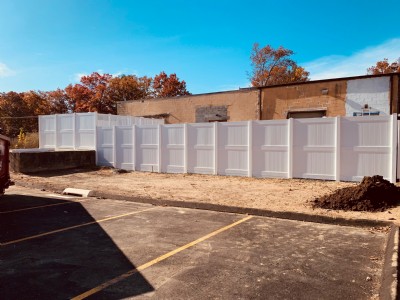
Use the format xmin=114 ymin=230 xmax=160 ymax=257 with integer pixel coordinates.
xmin=0 ymin=116 xmax=39 ymax=119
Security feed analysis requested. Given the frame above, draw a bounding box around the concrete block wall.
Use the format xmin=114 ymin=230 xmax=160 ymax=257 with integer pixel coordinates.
xmin=10 ymin=149 xmax=96 ymax=173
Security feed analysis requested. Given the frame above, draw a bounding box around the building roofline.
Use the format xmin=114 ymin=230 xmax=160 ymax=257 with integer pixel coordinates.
xmin=119 ymin=88 xmax=257 ymax=103
xmin=252 ymin=72 xmax=398 ymax=90
xmin=119 ymin=73 xmax=399 ymax=103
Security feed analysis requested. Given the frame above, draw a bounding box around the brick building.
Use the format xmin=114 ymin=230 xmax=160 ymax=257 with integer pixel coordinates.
xmin=117 ymin=73 xmax=400 ymax=123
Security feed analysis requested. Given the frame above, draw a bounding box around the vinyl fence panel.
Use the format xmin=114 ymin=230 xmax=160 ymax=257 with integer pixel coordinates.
xmin=115 ymin=126 xmax=135 ymax=170
xmin=136 ymin=125 xmax=159 ymax=172
xmin=187 ymin=123 xmax=215 ymax=174
xmin=252 ymin=120 xmax=289 ymax=178
xmin=217 ymin=122 xmax=249 ymax=176
xmin=292 ymin=118 xmax=336 ymax=180
xmin=340 ymin=115 xmax=393 ymax=181
xmin=96 ymin=127 xmax=114 ymax=167
xmin=56 ymin=114 xmax=75 ymax=149
xmin=75 ymin=113 xmax=96 ymax=149
xmin=39 ymin=113 xmax=162 ymax=150
xmin=96 ymin=114 xmax=112 ymax=127
xmin=161 ymin=124 xmax=185 ymax=173
xmin=39 ymin=115 xmax=56 ymax=149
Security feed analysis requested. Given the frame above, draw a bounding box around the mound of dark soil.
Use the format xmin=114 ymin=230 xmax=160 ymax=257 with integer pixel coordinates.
xmin=312 ymin=175 xmax=400 ymax=212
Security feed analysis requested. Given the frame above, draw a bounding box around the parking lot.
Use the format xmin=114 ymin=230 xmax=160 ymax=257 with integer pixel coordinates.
xmin=0 ymin=186 xmax=387 ymax=299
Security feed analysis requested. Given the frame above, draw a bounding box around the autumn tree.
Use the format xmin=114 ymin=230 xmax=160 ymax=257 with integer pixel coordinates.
xmin=23 ymin=91 xmax=51 ymax=115
xmin=107 ymin=75 xmax=152 ymax=102
xmin=249 ymin=43 xmax=309 ymax=87
xmin=66 ymin=72 xmax=115 ymax=113
xmin=152 ymin=72 xmax=191 ymax=98
xmin=0 ymin=70 xmax=191 ymax=133
xmin=44 ymin=89 xmax=71 ymax=114
xmin=0 ymin=91 xmax=43 ymax=136
xmin=367 ymin=58 xmax=400 ymax=75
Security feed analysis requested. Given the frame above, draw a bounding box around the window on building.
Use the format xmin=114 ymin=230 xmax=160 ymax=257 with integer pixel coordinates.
xmin=287 ymin=110 xmax=326 ymax=119
xmin=208 ymin=119 xmax=227 ymax=122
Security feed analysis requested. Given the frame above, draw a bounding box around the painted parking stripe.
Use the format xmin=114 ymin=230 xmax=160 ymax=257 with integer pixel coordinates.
xmin=0 ymin=207 xmax=156 ymax=246
xmin=0 ymin=199 xmax=88 ymax=214
xmin=72 ymin=215 xmax=253 ymax=300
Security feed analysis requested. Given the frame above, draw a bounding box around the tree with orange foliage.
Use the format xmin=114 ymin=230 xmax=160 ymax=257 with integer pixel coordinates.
xmin=65 ymin=72 xmax=115 ymax=114
xmin=107 ymin=75 xmax=152 ymax=102
xmin=152 ymin=72 xmax=191 ymax=98
xmin=44 ymin=89 xmax=71 ymax=114
xmin=249 ymin=43 xmax=309 ymax=87
xmin=0 ymin=91 xmax=47 ymax=136
xmin=23 ymin=91 xmax=51 ymax=116
xmin=367 ymin=58 xmax=400 ymax=75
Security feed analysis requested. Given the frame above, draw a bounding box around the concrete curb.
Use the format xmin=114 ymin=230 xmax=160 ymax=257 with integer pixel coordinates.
xmin=15 ymin=181 xmax=392 ymax=228
xmin=63 ymin=188 xmax=94 ymax=197
xmin=380 ymin=225 xmax=399 ymax=300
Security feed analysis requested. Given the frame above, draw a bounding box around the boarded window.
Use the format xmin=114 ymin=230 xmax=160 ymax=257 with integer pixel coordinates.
xmin=196 ymin=106 xmax=228 ymax=123
xmin=287 ymin=110 xmax=326 ymax=119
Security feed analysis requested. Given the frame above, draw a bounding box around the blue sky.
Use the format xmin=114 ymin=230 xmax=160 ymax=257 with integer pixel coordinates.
xmin=1 ymin=0 xmax=399 ymax=94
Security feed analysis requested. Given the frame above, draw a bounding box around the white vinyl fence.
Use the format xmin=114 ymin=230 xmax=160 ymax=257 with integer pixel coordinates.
xmin=39 ymin=113 xmax=399 ymax=183
xmin=39 ymin=113 xmax=164 ymax=150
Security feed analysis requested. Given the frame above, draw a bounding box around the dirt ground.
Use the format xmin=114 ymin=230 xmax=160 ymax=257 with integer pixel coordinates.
xmin=12 ymin=168 xmax=400 ymax=225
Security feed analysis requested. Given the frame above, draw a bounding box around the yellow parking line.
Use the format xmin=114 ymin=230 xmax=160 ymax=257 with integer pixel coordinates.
xmin=72 ymin=215 xmax=253 ymax=300
xmin=0 ymin=199 xmax=88 ymax=214
xmin=1 ymin=207 xmax=156 ymax=246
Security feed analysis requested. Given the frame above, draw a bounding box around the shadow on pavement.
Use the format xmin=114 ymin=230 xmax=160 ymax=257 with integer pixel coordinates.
xmin=0 ymin=194 xmax=153 ymax=299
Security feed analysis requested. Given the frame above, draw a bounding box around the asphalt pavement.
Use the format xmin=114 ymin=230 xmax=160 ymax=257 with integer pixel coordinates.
xmin=0 ymin=186 xmax=394 ymax=299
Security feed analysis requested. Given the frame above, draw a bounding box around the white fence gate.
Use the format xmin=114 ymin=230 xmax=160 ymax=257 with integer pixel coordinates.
xmin=39 ymin=113 xmax=399 ymax=183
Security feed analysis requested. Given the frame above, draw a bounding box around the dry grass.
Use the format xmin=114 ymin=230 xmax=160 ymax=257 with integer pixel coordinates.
xmin=10 ymin=132 xmax=39 ymax=149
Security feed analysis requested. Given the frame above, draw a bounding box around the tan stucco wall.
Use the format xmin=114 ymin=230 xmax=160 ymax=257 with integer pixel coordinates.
xmin=261 ymin=80 xmax=347 ymax=119
xmin=117 ymin=89 xmax=260 ymax=124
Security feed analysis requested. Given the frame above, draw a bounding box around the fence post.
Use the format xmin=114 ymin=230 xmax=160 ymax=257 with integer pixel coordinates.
xmin=335 ymin=116 xmax=341 ymax=181
xmin=184 ymin=123 xmax=188 ymax=173
xmin=158 ymin=124 xmax=162 ymax=173
xmin=38 ymin=116 xmax=43 ymax=149
xmin=398 ymin=116 xmax=400 ymax=182
xmin=94 ymin=113 xmax=98 ymax=166
xmin=390 ymin=114 xmax=397 ymax=183
xmin=54 ymin=114 xmax=58 ymax=150
xmin=112 ymin=126 xmax=116 ymax=168
xmin=214 ymin=122 xmax=218 ymax=175
xmin=132 ymin=125 xmax=136 ymax=171
xmin=73 ymin=113 xmax=77 ymax=150
xmin=287 ymin=118 xmax=293 ymax=178
xmin=248 ymin=121 xmax=253 ymax=177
